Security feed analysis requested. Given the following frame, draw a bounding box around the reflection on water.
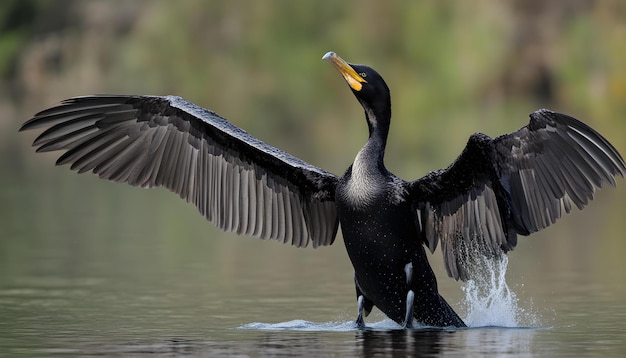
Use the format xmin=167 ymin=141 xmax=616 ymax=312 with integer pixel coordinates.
xmin=356 ymin=329 xmax=453 ymax=356
xmin=355 ymin=328 xmax=536 ymax=357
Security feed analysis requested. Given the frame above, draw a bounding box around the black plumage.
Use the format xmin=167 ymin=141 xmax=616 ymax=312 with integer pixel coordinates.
xmin=20 ymin=51 xmax=625 ymax=328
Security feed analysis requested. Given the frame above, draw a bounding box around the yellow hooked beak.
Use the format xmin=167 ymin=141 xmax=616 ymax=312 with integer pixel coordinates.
xmin=323 ymin=51 xmax=367 ymax=91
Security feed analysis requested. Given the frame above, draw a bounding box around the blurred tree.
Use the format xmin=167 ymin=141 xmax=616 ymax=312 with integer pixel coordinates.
xmin=0 ymin=0 xmax=38 ymax=78
xmin=490 ymin=0 xmax=594 ymax=106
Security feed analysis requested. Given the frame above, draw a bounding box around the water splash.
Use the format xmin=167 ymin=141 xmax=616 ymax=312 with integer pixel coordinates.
xmin=460 ymin=254 xmax=539 ymax=327
xmin=238 ymin=318 xmax=405 ymax=331
xmin=239 ymin=320 xmax=355 ymax=331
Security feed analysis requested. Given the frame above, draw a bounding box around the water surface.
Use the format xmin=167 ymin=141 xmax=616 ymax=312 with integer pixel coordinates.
xmin=1 ymin=165 xmax=625 ymax=356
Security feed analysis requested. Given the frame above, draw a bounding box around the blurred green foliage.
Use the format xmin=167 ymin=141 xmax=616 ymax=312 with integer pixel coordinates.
xmin=0 ymin=1 xmax=35 ymax=76
xmin=3 ymin=0 xmax=625 ymax=172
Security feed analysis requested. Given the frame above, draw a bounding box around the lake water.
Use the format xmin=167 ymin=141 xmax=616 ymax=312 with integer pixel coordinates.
xmin=1 ymin=164 xmax=625 ymax=357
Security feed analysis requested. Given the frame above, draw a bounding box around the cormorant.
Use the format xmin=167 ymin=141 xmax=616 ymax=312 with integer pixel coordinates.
xmin=20 ymin=52 xmax=625 ymax=328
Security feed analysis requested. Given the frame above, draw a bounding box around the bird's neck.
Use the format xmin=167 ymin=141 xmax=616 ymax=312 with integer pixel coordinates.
xmin=353 ymin=107 xmax=390 ymax=175
xmin=365 ymin=107 xmax=390 ymax=162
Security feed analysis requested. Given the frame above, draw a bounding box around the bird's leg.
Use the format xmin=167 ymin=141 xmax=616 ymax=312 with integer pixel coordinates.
xmin=403 ymin=262 xmax=415 ymax=329
xmin=354 ymin=275 xmax=372 ymax=329
xmin=356 ymin=295 xmax=366 ymax=329
xmin=403 ymin=290 xmax=415 ymax=329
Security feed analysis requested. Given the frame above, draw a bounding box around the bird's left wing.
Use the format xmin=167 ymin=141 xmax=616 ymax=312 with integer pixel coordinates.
xmin=407 ymin=110 xmax=625 ymax=281
xmin=20 ymin=95 xmax=339 ymax=248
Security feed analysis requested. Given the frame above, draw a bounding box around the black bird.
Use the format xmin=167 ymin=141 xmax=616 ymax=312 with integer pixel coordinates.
xmin=20 ymin=52 xmax=625 ymax=328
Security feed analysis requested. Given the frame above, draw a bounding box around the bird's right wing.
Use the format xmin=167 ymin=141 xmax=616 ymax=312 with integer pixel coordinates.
xmin=20 ymin=95 xmax=339 ymax=248
xmin=408 ymin=110 xmax=625 ymax=280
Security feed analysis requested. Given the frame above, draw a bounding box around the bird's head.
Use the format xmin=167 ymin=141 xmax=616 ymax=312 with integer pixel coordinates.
xmin=323 ymin=52 xmax=391 ymax=133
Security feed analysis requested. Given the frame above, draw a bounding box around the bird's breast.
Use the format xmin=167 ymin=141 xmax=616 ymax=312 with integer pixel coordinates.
xmin=339 ymin=168 xmax=381 ymax=208
xmin=337 ymin=147 xmax=406 ymax=208
xmin=337 ymin=171 xmax=407 ymax=211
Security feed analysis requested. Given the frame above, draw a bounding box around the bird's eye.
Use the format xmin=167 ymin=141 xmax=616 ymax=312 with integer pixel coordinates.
xmin=360 ymin=72 xmax=367 ymax=78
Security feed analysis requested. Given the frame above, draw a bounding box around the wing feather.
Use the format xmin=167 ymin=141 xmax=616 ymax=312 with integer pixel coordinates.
xmin=21 ymin=95 xmax=339 ymax=248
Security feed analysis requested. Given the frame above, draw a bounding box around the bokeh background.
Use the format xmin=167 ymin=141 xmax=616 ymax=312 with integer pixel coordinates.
xmin=1 ymin=0 xmax=625 ymax=354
